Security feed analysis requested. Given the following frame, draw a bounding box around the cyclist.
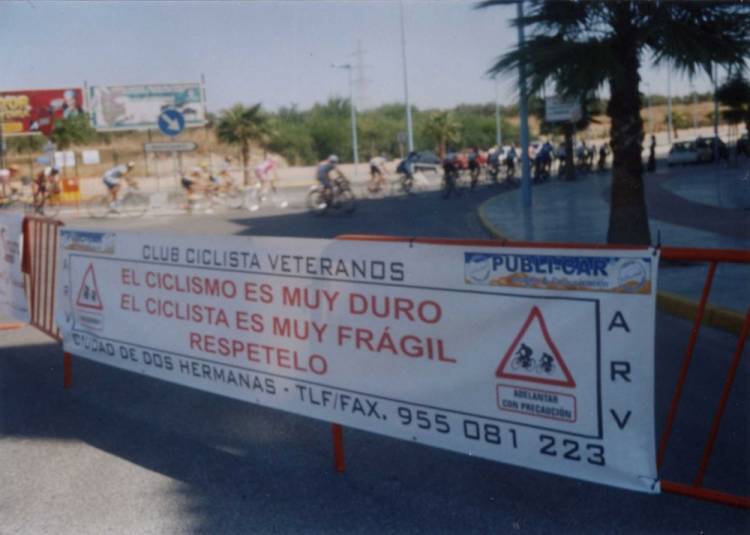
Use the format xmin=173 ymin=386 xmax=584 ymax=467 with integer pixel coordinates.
xmin=367 ymin=154 xmax=388 ymax=193
xmin=468 ymin=147 xmax=481 ymax=190
xmin=0 ymin=164 xmax=20 ymax=199
xmin=102 ymin=161 xmax=136 ymax=208
xmin=316 ymin=154 xmax=345 ymax=205
xmin=441 ymin=153 xmax=461 ymax=198
xmin=33 ymin=166 xmax=61 ymax=212
xmin=254 ymin=156 xmax=278 ymax=192
xmin=505 ymin=143 xmax=517 ymax=179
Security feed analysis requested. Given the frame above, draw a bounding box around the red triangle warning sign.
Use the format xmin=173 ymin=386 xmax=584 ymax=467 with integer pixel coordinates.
xmin=76 ymin=263 xmax=103 ymax=311
xmin=496 ymin=306 xmax=576 ymax=388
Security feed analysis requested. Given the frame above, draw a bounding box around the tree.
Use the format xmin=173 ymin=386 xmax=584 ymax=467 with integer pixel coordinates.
xmin=669 ymin=110 xmax=691 ymax=139
xmin=215 ymin=104 xmax=274 ymax=185
xmin=50 ymin=113 xmax=96 ymax=149
xmin=480 ymin=1 xmax=750 ymax=244
xmin=422 ymin=111 xmax=461 ymax=158
xmin=717 ymin=74 xmax=750 ymax=134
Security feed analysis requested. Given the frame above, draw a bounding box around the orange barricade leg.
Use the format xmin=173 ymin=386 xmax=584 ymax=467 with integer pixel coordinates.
xmin=331 ymin=423 xmax=345 ymax=473
xmin=63 ymin=352 xmax=73 ymax=389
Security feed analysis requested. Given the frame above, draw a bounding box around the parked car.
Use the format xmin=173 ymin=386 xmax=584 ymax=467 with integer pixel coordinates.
xmin=737 ymin=133 xmax=749 ymax=158
xmin=667 ymin=141 xmax=702 ymax=166
xmin=694 ymin=136 xmax=729 ymax=162
xmin=410 ymin=151 xmax=441 ymax=172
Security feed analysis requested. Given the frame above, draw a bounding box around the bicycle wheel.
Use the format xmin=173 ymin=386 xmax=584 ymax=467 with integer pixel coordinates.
xmin=222 ymin=185 xmax=244 ymax=209
xmin=121 ymin=191 xmax=149 ymax=218
xmin=269 ymin=189 xmax=289 ymax=208
xmin=244 ymin=186 xmax=261 ymax=212
xmin=400 ymin=175 xmax=414 ymax=195
xmin=306 ymin=187 xmax=328 ymax=215
xmin=338 ymin=188 xmax=356 ymax=214
xmin=42 ymin=200 xmax=61 ymax=217
xmin=86 ymin=194 xmax=111 ymax=219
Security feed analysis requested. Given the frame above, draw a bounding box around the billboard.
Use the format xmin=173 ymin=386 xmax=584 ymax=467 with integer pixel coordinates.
xmin=88 ymin=83 xmax=206 ymax=131
xmin=0 ymin=88 xmax=84 ymax=136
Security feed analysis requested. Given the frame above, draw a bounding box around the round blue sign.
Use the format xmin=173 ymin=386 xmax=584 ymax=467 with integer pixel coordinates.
xmin=158 ymin=108 xmax=185 ymax=137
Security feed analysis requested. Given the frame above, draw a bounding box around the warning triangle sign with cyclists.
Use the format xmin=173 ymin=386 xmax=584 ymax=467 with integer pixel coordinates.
xmin=76 ymin=263 xmax=103 ymax=310
xmin=496 ymin=306 xmax=576 ymax=388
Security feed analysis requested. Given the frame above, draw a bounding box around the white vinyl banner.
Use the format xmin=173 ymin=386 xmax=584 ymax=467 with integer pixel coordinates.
xmin=56 ymin=230 xmax=660 ymax=493
xmin=0 ymin=212 xmax=29 ymax=322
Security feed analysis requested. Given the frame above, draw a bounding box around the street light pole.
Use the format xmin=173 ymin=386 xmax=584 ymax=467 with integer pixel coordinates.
xmin=494 ymin=77 xmax=502 ymax=147
xmin=667 ymin=61 xmax=673 ymax=145
xmin=399 ymin=0 xmax=414 ymax=153
xmin=332 ymin=63 xmax=359 ymax=177
xmin=517 ymin=0 xmax=532 ymax=208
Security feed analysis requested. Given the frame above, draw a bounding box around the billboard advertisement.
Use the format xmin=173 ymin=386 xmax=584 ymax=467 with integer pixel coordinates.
xmin=0 ymin=88 xmax=84 ymax=136
xmin=88 ymin=83 xmax=206 ymax=131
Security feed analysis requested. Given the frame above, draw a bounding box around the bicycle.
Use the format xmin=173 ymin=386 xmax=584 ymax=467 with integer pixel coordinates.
xmin=245 ymin=180 xmax=289 ymax=212
xmin=441 ymin=168 xmax=462 ymax=199
xmin=307 ymin=176 xmax=356 ymax=215
xmin=206 ymin=180 xmax=244 ymax=210
xmin=87 ymin=182 xmax=149 ymax=219
xmin=0 ymin=189 xmax=62 ymax=217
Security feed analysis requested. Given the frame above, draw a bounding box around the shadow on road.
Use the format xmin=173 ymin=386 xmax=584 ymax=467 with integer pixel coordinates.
xmin=1 ymin=309 xmax=747 ymax=532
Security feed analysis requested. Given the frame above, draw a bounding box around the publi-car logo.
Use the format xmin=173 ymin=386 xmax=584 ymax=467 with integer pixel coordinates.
xmin=465 ymin=253 xmax=493 ymax=283
xmin=617 ymin=259 xmax=648 ymax=293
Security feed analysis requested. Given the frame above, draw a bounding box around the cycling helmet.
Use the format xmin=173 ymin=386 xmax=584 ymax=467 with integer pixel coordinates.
xmin=328 ymin=154 xmax=339 ymax=164
xmin=127 ymin=161 xmax=135 ymax=169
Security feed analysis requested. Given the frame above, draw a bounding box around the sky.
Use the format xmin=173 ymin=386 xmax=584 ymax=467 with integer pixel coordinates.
xmin=0 ymin=0 xmax=717 ymax=113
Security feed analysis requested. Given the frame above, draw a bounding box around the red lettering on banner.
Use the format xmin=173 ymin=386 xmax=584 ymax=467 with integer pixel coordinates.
xmin=336 ymin=325 xmax=456 ymax=363
xmin=188 ymin=331 xmax=328 ymax=375
xmin=120 ymin=293 xmax=141 ymax=312
xmin=281 ymin=286 xmax=339 ymax=311
xmin=243 ymin=282 xmax=274 ymax=303
xmin=121 ymin=268 xmax=140 ymax=286
xmin=347 ymin=293 xmax=442 ymax=324
xmin=235 ymin=311 xmax=265 ymax=333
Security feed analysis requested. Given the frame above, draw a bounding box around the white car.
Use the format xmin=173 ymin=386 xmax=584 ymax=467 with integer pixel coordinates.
xmin=667 ymin=141 xmax=701 ymax=166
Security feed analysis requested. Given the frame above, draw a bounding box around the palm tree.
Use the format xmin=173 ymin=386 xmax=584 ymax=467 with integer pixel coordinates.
xmin=717 ymin=74 xmax=750 ymax=134
xmin=479 ymin=1 xmax=750 ymax=244
xmin=215 ymin=104 xmax=274 ymax=185
xmin=422 ymin=111 xmax=461 ymax=159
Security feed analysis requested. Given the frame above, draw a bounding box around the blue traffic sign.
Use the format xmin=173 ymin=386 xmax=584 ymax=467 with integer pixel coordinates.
xmin=158 ymin=108 xmax=185 ymax=137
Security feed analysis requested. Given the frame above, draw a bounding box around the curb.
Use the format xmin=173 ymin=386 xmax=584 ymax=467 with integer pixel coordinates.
xmin=476 ymin=195 xmax=744 ymax=335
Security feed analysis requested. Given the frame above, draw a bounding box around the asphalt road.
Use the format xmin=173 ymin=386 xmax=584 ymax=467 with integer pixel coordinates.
xmin=1 ymin=176 xmax=748 ymax=534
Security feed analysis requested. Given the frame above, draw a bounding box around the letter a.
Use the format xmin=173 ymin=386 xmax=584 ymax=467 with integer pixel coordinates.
xmin=608 ymin=311 xmax=630 ymax=332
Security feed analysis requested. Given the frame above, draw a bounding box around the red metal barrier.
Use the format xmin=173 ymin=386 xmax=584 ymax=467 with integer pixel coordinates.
xmin=21 ymin=215 xmax=67 ymax=387
xmin=336 ymin=235 xmax=750 ymax=508
xmin=21 ymin=214 xmax=64 ymax=341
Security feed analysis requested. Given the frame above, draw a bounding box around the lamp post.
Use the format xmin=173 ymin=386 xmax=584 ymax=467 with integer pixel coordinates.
xmin=332 ymin=63 xmax=359 ymax=177
xmin=494 ymin=77 xmax=502 ymax=147
xmin=667 ymin=61 xmax=673 ymax=145
xmin=517 ymin=0 xmax=531 ymax=208
xmin=399 ymin=0 xmax=414 ymax=153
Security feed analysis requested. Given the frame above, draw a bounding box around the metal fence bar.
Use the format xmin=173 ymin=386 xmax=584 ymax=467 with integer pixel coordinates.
xmin=694 ymin=308 xmax=750 ymax=486
xmin=657 ymin=261 xmax=717 ymax=467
